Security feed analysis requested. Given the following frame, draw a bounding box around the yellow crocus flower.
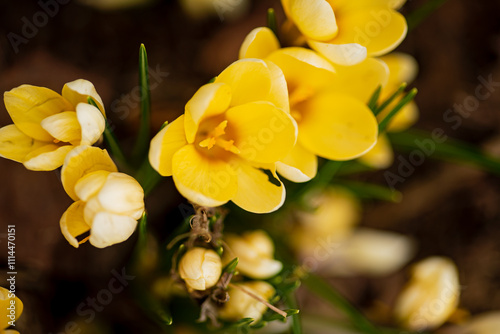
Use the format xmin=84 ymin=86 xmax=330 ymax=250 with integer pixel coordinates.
xmin=281 ymin=0 xmax=408 ymax=65
xmin=240 ymin=28 xmax=380 ymax=182
xmin=360 ymin=52 xmax=419 ymax=168
xmin=0 ymin=287 xmax=23 ymax=332
xmin=0 ymin=79 xmax=105 ymax=171
xmin=149 ymin=59 xmax=298 ymax=213
xmin=59 ymin=146 xmax=145 ymax=248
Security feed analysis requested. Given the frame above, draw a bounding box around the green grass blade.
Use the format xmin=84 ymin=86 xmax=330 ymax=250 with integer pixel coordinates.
xmin=388 ymin=129 xmax=500 ymax=176
xmin=132 ymin=43 xmax=152 ymax=164
xmin=378 ymin=88 xmax=418 ymax=133
xmin=267 ymin=8 xmax=279 ymax=40
xmin=135 ymin=157 xmax=163 ymax=196
xmin=407 ymin=0 xmax=450 ymax=31
xmin=367 ymin=85 xmax=382 ymax=112
xmin=374 ymin=83 xmax=407 ymax=116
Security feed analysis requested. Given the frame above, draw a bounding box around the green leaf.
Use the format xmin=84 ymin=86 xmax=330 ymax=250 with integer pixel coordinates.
xmin=407 ymin=0 xmax=450 ymax=32
xmin=134 ymin=158 xmax=163 ymax=196
xmin=367 ymin=85 xmax=382 ymax=111
xmin=374 ymin=83 xmax=407 ymax=116
xmin=222 ymin=257 xmax=239 ymax=274
xmin=303 ymin=274 xmax=380 ymax=334
xmin=378 ymin=88 xmax=418 ymax=133
xmin=286 ymin=292 xmax=302 ymax=334
xmin=388 ymin=129 xmax=500 ymax=176
xmin=267 ymin=8 xmax=279 ymax=40
xmin=87 ymin=96 xmax=128 ymax=168
xmin=292 ymin=161 xmax=343 ymax=202
xmin=335 ymin=180 xmax=402 ymax=203
xmin=132 ymin=43 xmax=152 ymax=164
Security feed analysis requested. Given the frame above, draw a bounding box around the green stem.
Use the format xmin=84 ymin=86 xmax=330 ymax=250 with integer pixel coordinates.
xmin=374 ymin=83 xmax=407 ymax=116
xmin=378 ymin=88 xmax=418 ymax=133
xmin=135 ymin=158 xmax=164 ymax=196
xmin=267 ymin=8 xmax=279 ymax=40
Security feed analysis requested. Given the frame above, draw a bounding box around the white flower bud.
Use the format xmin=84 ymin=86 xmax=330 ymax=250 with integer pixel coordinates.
xmin=218 ymin=281 xmax=275 ymax=322
xmin=179 ymin=247 xmax=222 ymax=291
xmin=224 ymin=230 xmax=282 ymax=279
xmin=394 ymin=256 xmax=460 ymax=331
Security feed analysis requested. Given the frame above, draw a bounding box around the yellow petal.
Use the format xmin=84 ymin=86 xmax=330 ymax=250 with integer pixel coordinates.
xmin=276 ymin=143 xmax=318 ymax=182
xmin=74 ymin=170 xmax=110 ymax=202
xmin=383 ymin=100 xmax=419 ymax=132
xmin=0 ymin=287 xmax=23 ymax=329
xmin=61 ymin=146 xmax=118 ymax=201
xmin=358 ymin=133 xmax=394 ymax=169
xmin=334 ymin=7 xmax=407 ymax=57
xmin=267 ymin=47 xmax=336 ymax=90
xmin=331 ymin=57 xmax=389 ymax=103
xmin=332 ymin=0 xmax=406 ymax=11
xmin=289 ymin=0 xmax=338 ymax=42
xmin=232 ymin=162 xmax=285 ymax=213
xmin=96 ymin=172 xmax=145 ymax=219
xmin=263 ymin=60 xmax=290 ymax=113
xmin=89 ymin=212 xmax=138 ymax=248
xmin=380 ymin=52 xmax=418 ymax=90
xmin=149 ymin=115 xmax=187 ymax=176
xmin=226 ymin=101 xmax=297 ymax=163
xmin=23 ymin=144 xmax=74 ymax=171
xmin=172 ymin=145 xmax=237 ymax=207
xmin=239 ymin=27 xmax=280 ymax=59
xmin=298 ymin=93 xmax=378 ymax=160
xmin=185 ymin=83 xmax=231 ymax=143
xmin=215 ymin=59 xmax=272 ymax=107
xmin=60 ymin=200 xmax=90 ymax=248
xmin=0 ymin=124 xmax=46 ymax=163
xmin=76 ymin=103 xmax=106 ymax=145
xmin=4 ymin=85 xmax=73 ymax=141
xmin=62 ymin=79 xmax=105 ymax=116
xmin=308 ymin=40 xmax=367 ymax=66
xmin=40 ymin=111 xmax=81 ymax=145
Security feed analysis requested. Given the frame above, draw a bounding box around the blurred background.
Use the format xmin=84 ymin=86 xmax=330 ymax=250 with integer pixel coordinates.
xmin=1 ymin=0 xmax=500 ymax=332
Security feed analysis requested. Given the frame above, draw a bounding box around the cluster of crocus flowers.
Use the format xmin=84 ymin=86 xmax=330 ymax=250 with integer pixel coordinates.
xmin=281 ymin=0 xmax=408 ymax=65
xmin=149 ymin=59 xmax=297 ymax=213
xmin=1 ymin=287 xmax=23 ymax=334
xmin=59 ymin=146 xmax=145 ymax=248
xmin=394 ymin=256 xmax=460 ymax=331
xmin=0 ymin=80 xmax=105 ymax=171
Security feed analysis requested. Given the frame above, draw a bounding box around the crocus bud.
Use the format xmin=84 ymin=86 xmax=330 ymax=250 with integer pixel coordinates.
xmin=394 ymin=256 xmax=460 ymax=331
xmin=0 ymin=286 xmax=23 ymax=330
xmin=224 ymin=230 xmax=282 ymax=279
xmin=179 ymin=247 xmax=222 ymax=291
xmin=459 ymin=312 xmax=500 ymax=334
xmin=218 ymin=281 xmax=275 ymax=322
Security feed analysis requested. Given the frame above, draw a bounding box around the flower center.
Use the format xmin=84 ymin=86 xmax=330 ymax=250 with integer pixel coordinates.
xmin=289 ymin=85 xmax=315 ymax=124
xmin=198 ymin=120 xmax=240 ymax=155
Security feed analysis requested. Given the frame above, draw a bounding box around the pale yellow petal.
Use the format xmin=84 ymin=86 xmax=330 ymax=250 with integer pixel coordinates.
xmin=185 ymin=83 xmax=232 ymax=143
xmin=298 ymin=93 xmax=378 ymax=160
xmin=215 ymin=59 xmax=272 ymax=107
xmin=239 ymin=27 xmax=280 ymax=59
xmin=172 ymin=145 xmax=237 ymax=207
xmin=225 ymin=101 xmax=297 ymax=163
xmin=380 ymin=52 xmax=418 ymax=90
xmin=97 ymin=172 xmax=145 ymax=219
xmin=76 ymin=103 xmax=106 ymax=145
xmin=232 ymin=162 xmax=286 ymax=214
xmin=331 ymin=0 xmax=406 ymax=11
xmin=309 ymin=40 xmax=367 ymax=66
xmin=331 ymin=57 xmax=389 ymax=103
xmin=61 ymin=146 xmax=118 ymax=201
xmin=0 ymin=124 xmax=46 ymax=163
xmin=264 ymin=60 xmax=290 ymax=113
xmin=62 ymin=79 xmax=105 ymax=115
xmin=4 ymin=84 xmax=73 ymax=141
xmin=23 ymin=144 xmax=74 ymax=171
xmin=60 ymin=200 xmax=90 ymax=248
xmin=289 ymin=0 xmax=338 ymax=42
xmin=74 ymin=170 xmax=110 ymax=202
xmin=89 ymin=212 xmax=138 ymax=248
xmin=276 ymin=143 xmax=317 ymax=183
xmin=149 ymin=115 xmax=187 ymax=176
xmin=40 ymin=111 xmax=81 ymax=145
xmin=334 ymin=7 xmax=407 ymax=57
xmin=358 ymin=133 xmax=394 ymax=169
xmin=463 ymin=312 xmax=500 ymax=333
xmin=378 ymin=100 xmax=419 ymax=132
xmin=0 ymin=287 xmax=23 ymax=329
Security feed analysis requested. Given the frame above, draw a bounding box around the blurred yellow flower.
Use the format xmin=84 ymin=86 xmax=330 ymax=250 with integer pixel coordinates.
xmin=0 ymin=79 xmax=105 ymax=171
xmin=223 ymin=230 xmax=283 ymax=279
xmin=240 ymin=29 xmax=380 ymax=182
xmin=458 ymin=311 xmax=500 ymax=334
xmin=59 ymin=146 xmax=145 ymax=248
xmin=0 ymin=287 xmax=23 ymax=332
xmin=218 ymin=281 xmax=275 ymax=322
xmin=281 ymin=0 xmax=408 ymax=65
xmin=360 ymin=52 xmax=419 ymax=168
xmin=179 ymin=247 xmax=222 ymax=291
xmin=394 ymin=256 xmax=460 ymax=331
xmin=179 ymin=0 xmax=250 ymax=20
xmin=149 ymin=59 xmax=298 ymax=213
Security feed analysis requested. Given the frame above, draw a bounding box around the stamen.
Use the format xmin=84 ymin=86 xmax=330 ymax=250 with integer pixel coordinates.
xmin=198 ymin=120 xmax=240 ymax=154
